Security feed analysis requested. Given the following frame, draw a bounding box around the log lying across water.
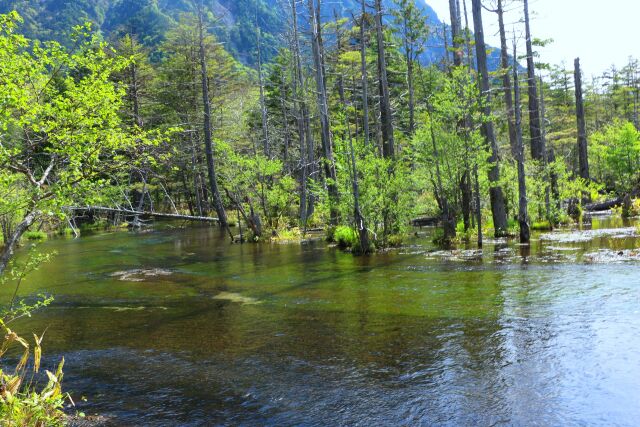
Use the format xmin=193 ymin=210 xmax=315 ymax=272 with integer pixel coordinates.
xmin=585 ymin=198 xmax=622 ymax=212
xmin=412 ymin=216 xmax=441 ymax=227
xmin=68 ymin=206 xmax=219 ymax=222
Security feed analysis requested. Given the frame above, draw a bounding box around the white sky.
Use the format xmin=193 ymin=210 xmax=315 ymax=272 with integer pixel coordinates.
xmin=425 ymin=0 xmax=640 ymax=75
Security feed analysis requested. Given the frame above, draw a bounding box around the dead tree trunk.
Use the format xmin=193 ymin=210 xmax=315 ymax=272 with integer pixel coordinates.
xmin=448 ymin=0 xmax=462 ymax=67
xmin=497 ymin=0 xmax=517 ymax=156
xmin=360 ymin=0 xmax=370 ymax=146
xmin=471 ymin=0 xmax=508 ymax=237
xmin=513 ymin=41 xmax=530 ymax=243
xmin=290 ymin=0 xmax=313 ymax=224
xmin=374 ymin=0 xmax=395 ymax=158
xmin=309 ymin=0 xmax=340 ymax=225
xmin=575 ymin=57 xmax=590 ymax=180
xmin=524 ymin=0 xmax=544 ymax=161
xmin=540 ymin=75 xmax=553 ymax=222
xmin=197 ymin=3 xmax=228 ymax=229
xmin=256 ymin=25 xmax=270 ymax=157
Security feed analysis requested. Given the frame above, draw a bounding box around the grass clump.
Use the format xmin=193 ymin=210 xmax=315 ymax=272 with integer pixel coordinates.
xmin=273 ymin=227 xmax=301 ymax=242
xmin=386 ymin=234 xmax=403 ymax=247
xmin=333 ymin=226 xmax=358 ymax=249
xmin=531 ymin=220 xmax=553 ymax=231
xmin=23 ymin=231 xmax=47 ymax=241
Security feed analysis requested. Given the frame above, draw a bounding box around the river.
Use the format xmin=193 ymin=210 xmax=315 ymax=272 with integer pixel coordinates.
xmin=3 ymin=216 xmax=640 ymax=425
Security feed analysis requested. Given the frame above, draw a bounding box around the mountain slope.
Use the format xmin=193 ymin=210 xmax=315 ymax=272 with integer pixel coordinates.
xmin=0 ymin=0 xmax=500 ymax=67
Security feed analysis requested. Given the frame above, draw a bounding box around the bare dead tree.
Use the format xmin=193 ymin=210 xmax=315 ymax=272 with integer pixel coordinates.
xmin=471 ymin=0 xmax=508 ymax=236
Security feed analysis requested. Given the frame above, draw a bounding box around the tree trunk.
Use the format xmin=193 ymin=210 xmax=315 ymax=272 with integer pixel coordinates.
xmin=473 ymin=164 xmax=483 ymax=247
xmin=290 ymin=0 xmax=313 ymax=225
xmin=256 ymin=25 xmax=269 ymax=157
xmin=448 ymin=0 xmax=462 ymax=67
xmin=539 ymin=75 xmax=553 ymax=222
xmin=197 ymin=4 xmax=228 ymax=228
xmin=471 ymin=0 xmax=508 ymax=237
xmin=280 ymin=73 xmax=291 ymax=171
xmin=513 ymin=41 xmax=530 ymax=243
xmin=407 ymin=58 xmax=416 ymax=135
xmin=189 ymin=132 xmax=204 ymax=216
xmin=574 ymin=57 xmax=590 ymax=180
xmin=428 ymin=103 xmax=456 ymax=243
xmin=339 ymin=70 xmax=370 ymax=253
xmin=374 ymin=0 xmax=395 ymax=158
xmin=524 ymin=0 xmax=544 ymax=161
xmin=460 ymin=172 xmax=471 ymax=231
xmin=0 ymin=210 xmax=38 ymax=276
xmin=360 ymin=0 xmax=370 ymax=146
xmin=309 ymin=0 xmax=339 ymax=225
xmin=497 ymin=0 xmax=517 ymax=157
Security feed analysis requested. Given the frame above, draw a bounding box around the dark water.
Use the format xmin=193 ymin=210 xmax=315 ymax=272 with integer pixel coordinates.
xmin=4 ymin=216 xmax=640 ymax=426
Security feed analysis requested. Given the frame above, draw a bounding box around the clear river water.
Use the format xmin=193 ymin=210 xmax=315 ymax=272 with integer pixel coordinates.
xmin=3 ymin=216 xmax=640 ymax=426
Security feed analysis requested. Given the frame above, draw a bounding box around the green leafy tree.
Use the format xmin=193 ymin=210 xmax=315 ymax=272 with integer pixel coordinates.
xmin=0 ymin=12 xmax=161 ymax=275
xmin=591 ymin=121 xmax=640 ymax=192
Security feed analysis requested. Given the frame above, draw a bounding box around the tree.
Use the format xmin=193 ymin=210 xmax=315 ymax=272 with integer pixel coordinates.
xmin=0 ymin=12 xmax=160 ymax=275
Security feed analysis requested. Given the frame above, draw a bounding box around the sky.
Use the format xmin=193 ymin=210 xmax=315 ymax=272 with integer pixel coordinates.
xmin=425 ymin=0 xmax=640 ymax=76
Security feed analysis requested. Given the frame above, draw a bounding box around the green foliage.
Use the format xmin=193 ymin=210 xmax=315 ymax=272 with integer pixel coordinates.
xmin=332 ymin=132 xmax=415 ymax=248
xmin=0 ymin=12 xmax=165 ymax=271
xmin=590 ymin=121 xmax=640 ymax=192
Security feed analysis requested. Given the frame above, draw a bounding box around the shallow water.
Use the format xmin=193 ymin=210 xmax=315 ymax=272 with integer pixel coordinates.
xmin=4 ymin=216 xmax=640 ymax=426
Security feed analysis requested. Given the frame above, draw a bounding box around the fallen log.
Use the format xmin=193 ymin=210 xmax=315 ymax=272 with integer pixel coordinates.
xmin=68 ymin=206 xmax=219 ymax=223
xmin=412 ymin=216 xmax=441 ymax=227
xmin=585 ymin=198 xmax=622 ymax=212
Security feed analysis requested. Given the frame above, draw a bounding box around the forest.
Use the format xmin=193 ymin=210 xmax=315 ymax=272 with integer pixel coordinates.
xmin=1 ymin=0 xmax=639 ymax=260
xmin=0 ymin=0 xmax=639 ymax=424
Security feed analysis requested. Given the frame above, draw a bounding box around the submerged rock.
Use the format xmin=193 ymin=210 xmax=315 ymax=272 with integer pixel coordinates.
xmin=109 ymin=268 xmax=173 ymax=282
xmin=213 ymin=291 xmax=261 ymax=305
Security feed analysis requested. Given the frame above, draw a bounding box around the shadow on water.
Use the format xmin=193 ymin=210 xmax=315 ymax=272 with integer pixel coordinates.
xmin=2 ymin=216 xmax=640 ymax=425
